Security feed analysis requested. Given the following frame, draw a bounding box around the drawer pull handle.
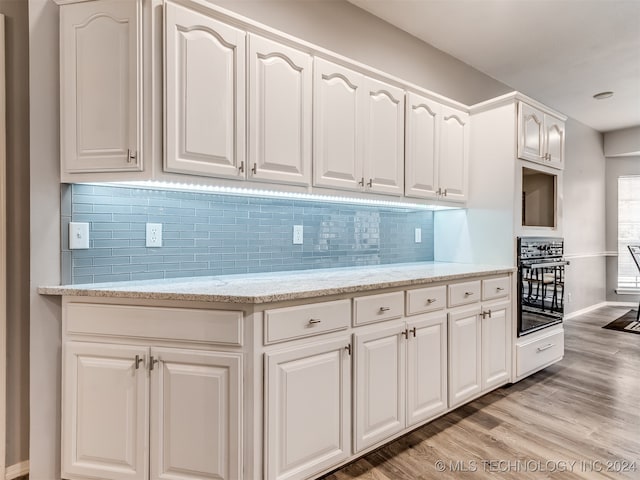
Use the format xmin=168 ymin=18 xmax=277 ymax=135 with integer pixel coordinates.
xmin=537 ymin=343 xmax=555 ymax=353
xmin=426 ymin=298 xmax=437 ymax=304
xmin=496 ymin=287 xmax=505 ymax=291
xmin=464 ymin=291 xmax=475 ymax=297
xmin=134 ymin=355 xmax=144 ymax=370
xmin=379 ymin=306 xmax=391 ymax=313
xmin=482 ymin=309 xmax=492 ymax=319
xmin=308 ymin=318 xmax=322 ymax=325
xmin=149 ymin=356 xmax=159 ymax=371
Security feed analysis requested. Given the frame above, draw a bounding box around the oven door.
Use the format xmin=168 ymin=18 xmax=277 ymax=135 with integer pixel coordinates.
xmin=518 ymin=260 xmax=568 ymax=336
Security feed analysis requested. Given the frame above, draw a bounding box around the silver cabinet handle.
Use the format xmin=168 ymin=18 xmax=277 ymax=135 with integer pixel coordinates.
xmin=367 ymin=178 xmax=373 ymax=188
xmin=251 ymin=163 xmax=257 ymax=174
xmin=238 ymin=161 xmax=244 ymax=173
xmin=464 ymin=291 xmax=475 ymax=297
xmin=442 ymin=188 xmax=448 ymax=196
xmin=379 ymin=306 xmax=391 ymax=312
xmin=436 ymin=187 xmax=442 ymax=196
xmin=537 ymin=343 xmax=554 ymax=352
xmin=308 ymin=318 xmax=321 ymax=325
xmin=358 ymin=177 xmax=365 ymax=187
xmin=426 ymin=298 xmax=437 ymax=304
xmin=127 ymin=149 xmax=137 ymax=164
xmin=481 ymin=309 xmax=492 ymax=319
xmin=134 ymin=354 xmax=144 ymax=370
xmin=150 ymin=356 xmax=159 ymax=371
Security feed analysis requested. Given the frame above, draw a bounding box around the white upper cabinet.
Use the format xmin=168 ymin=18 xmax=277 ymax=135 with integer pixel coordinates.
xmin=405 ymin=93 xmax=439 ymax=199
xmin=60 ymin=0 xmax=142 ymax=179
xmin=405 ymin=94 xmax=469 ymax=202
xmin=363 ymin=77 xmax=405 ymax=196
xmin=313 ymin=60 xmax=404 ymax=196
xmin=544 ymin=113 xmax=565 ymax=169
xmin=249 ymin=34 xmax=312 ymax=186
xmin=313 ymin=58 xmax=364 ymax=191
xmin=439 ymin=106 xmax=469 ymax=202
xmin=164 ymin=1 xmax=246 ymax=179
xmin=518 ymin=101 xmax=565 ymax=170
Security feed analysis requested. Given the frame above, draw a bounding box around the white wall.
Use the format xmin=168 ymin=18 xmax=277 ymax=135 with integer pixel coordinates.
xmin=563 ymin=118 xmax=607 ymax=314
xmin=28 ymin=0 xmax=62 ymax=479
xmin=604 ymin=126 xmax=640 ymax=157
xmin=0 ymin=0 xmax=30 ymax=470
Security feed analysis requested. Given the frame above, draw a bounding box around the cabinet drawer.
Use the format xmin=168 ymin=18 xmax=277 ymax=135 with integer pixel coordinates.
xmin=406 ymin=285 xmax=446 ymax=316
xmin=264 ymin=300 xmax=351 ymax=344
xmin=65 ymin=302 xmax=243 ymax=345
xmin=482 ymin=276 xmax=511 ymax=301
xmin=516 ymin=329 xmax=564 ymax=377
xmin=448 ymin=280 xmax=481 ymax=307
xmin=353 ymin=291 xmax=404 ymax=326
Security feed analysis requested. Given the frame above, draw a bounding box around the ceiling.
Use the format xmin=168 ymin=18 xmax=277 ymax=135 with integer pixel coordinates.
xmin=348 ymin=0 xmax=640 ymax=133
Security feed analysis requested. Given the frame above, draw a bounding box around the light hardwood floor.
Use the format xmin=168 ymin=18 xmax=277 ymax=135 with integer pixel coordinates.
xmin=322 ymin=306 xmax=640 ymax=480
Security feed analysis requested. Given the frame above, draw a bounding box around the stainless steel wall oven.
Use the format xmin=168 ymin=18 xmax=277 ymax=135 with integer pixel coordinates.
xmin=517 ymin=237 xmax=569 ymax=336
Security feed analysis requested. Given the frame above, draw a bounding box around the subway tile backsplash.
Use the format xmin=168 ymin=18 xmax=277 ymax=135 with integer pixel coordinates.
xmin=63 ymin=184 xmax=435 ymax=284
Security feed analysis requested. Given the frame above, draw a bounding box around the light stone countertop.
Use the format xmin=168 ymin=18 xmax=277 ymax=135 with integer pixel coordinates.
xmin=38 ymin=262 xmax=515 ymax=304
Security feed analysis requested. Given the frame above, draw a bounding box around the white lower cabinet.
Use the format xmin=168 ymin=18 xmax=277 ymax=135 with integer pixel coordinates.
xmin=265 ymin=336 xmax=352 ymax=480
xmin=63 ymin=342 xmax=242 ymax=480
xmin=354 ymin=324 xmax=406 ymax=452
xmin=406 ymin=313 xmax=448 ymax=426
xmin=448 ymin=300 xmax=511 ymax=408
xmin=354 ymin=312 xmax=448 ymax=452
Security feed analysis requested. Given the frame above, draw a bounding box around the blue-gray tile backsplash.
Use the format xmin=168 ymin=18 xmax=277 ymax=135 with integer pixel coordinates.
xmin=64 ymin=184 xmax=434 ymax=284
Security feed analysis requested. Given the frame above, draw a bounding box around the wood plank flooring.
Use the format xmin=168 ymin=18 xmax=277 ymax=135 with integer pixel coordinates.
xmin=321 ymin=306 xmax=640 ymax=480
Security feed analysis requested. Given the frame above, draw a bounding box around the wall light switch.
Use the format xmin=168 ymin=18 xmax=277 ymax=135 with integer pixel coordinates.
xmin=69 ymin=222 xmax=90 ymax=249
xmin=415 ymin=227 xmax=422 ymax=243
xmin=293 ymin=225 xmax=303 ymax=245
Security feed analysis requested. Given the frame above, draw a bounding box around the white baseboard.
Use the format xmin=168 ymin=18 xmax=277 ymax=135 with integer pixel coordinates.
xmin=565 ymin=301 xmax=638 ymax=319
xmin=606 ymin=301 xmax=638 ymax=308
xmin=565 ymin=302 xmax=608 ymax=319
xmin=5 ymin=460 xmax=28 ymax=480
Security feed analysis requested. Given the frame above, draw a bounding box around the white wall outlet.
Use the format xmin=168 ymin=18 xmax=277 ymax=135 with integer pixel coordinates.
xmin=293 ymin=225 xmax=304 ymax=245
xmin=566 ymin=292 xmax=572 ymax=304
xmin=146 ymin=223 xmax=163 ymax=248
xmin=414 ymin=227 xmax=422 ymax=243
xmin=69 ymin=222 xmax=90 ymax=249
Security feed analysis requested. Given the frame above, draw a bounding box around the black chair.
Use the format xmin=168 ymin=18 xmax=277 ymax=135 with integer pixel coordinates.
xmin=627 ymin=245 xmax=640 ymax=321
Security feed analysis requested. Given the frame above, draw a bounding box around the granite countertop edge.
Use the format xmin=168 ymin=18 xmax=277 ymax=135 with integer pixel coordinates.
xmin=38 ymin=263 xmax=516 ymax=305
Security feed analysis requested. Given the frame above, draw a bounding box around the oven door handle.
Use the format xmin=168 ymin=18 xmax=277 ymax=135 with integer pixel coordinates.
xmin=527 ymin=261 xmax=570 ymax=269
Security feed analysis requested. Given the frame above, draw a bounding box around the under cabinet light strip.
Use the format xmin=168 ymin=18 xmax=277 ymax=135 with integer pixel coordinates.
xmin=93 ymin=180 xmax=460 ymax=211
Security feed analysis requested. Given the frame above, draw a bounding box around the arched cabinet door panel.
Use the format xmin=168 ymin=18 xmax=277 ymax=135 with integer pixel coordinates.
xmin=60 ymin=0 xmax=142 ymax=176
xmin=248 ymin=34 xmax=312 ymax=187
xmin=164 ymin=1 xmax=246 ymax=179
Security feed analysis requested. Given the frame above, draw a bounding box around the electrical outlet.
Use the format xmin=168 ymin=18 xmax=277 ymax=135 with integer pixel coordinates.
xmin=293 ymin=225 xmax=303 ymax=245
xmin=414 ymin=227 xmax=422 ymax=243
xmin=146 ymin=223 xmax=162 ymax=248
xmin=69 ymin=222 xmax=90 ymax=249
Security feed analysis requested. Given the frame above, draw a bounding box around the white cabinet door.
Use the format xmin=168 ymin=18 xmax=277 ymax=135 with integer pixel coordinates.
xmin=150 ymin=348 xmax=242 ymax=480
xmin=405 ymin=92 xmax=440 ymax=199
xmin=354 ymin=324 xmax=405 ymax=452
xmin=406 ymin=313 xmax=447 ymax=426
xmin=544 ymin=114 xmax=565 ymax=170
xmin=448 ymin=306 xmax=482 ymax=408
xmin=265 ymin=337 xmax=351 ymax=480
xmin=517 ymin=102 xmax=545 ymax=164
xmin=62 ymin=342 xmax=149 ymax=480
xmin=60 ymin=0 xmax=142 ymax=175
xmin=439 ymin=106 xmax=469 ymax=202
xmin=481 ymin=301 xmax=511 ymax=391
xmin=313 ymin=58 xmax=364 ymax=191
xmin=164 ymin=2 xmax=245 ymax=179
xmin=362 ymin=77 xmax=404 ymax=196
xmin=249 ymin=34 xmax=312 ymax=186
